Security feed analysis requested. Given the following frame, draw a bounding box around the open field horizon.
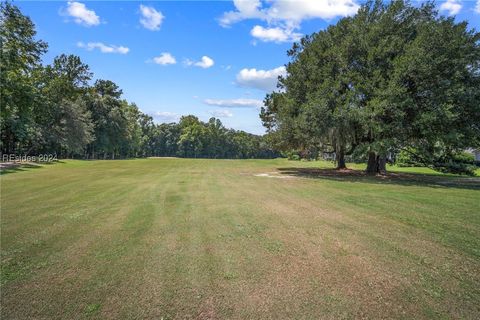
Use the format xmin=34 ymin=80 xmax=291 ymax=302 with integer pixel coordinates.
xmin=1 ymin=158 xmax=479 ymax=319
xmin=2 ymin=0 xmax=480 ymax=318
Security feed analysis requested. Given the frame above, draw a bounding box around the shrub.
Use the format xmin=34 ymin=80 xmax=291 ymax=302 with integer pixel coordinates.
xmin=396 ymin=148 xmax=423 ymax=167
xmin=433 ymin=161 xmax=477 ymax=176
xmin=452 ymin=152 xmax=475 ymax=164
xmin=283 ymin=150 xmax=301 ymax=161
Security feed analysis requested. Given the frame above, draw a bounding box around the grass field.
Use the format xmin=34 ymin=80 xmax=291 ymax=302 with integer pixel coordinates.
xmin=1 ymin=158 xmax=479 ymax=319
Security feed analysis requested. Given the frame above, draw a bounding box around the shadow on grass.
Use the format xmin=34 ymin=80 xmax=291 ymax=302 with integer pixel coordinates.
xmin=0 ymin=161 xmax=63 ymax=176
xmin=277 ymin=167 xmax=480 ymax=190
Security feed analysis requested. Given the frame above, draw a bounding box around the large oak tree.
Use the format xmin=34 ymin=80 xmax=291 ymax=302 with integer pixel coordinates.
xmin=261 ymin=0 xmax=480 ymax=174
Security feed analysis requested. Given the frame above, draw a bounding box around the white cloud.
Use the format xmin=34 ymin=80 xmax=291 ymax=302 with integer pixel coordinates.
xmin=208 ymin=109 xmax=234 ymax=118
xmin=152 ymin=53 xmax=176 ymax=65
xmin=219 ymin=0 xmax=265 ymax=26
xmin=236 ymin=66 xmax=286 ymax=91
xmin=440 ymin=0 xmax=462 ymax=15
xmin=220 ymin=0 xmax=359 ymax=44
xmin=64 ymin=1 xmax=100 ymax=26
xmin=251 ymin=25 xmax=302 ymax=43
xmin=185 ymin=56 xmax=215 ymax=69
xmin=77 ymin=42 xmax=129 ymax=54
xmin=196 ymin=56 xmax=215 ymax=68
xmin=151 ymin=111 xmax=180 ymax=123
xmin=267 ymin=0 xmax=360 ymax=22
xmin=139 ymin=5 xmax=164 ymax=31
xmin=203 ymin=98 xmax=263 ymax=109
xmin=475 ymin=0 xmax=480 ymax=14
xmin=220 ymin=0 xmax=359 ymax=26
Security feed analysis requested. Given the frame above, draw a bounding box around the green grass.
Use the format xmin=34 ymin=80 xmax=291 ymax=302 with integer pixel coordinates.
xmin=1 ymin=158 xmax=479 ymax=319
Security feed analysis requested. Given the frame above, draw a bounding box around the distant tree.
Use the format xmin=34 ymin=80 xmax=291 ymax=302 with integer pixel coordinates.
xmin=0 ymin=3 xmax=281 ymax=161
xmin=155 ymin=123 xmax=181 ymax=156
xmin=120 ymin=101 xmax=143 ymax=157
xmin=138 ymin=113 xmax=156 ymax=157
xmin=86 ymin=80 xmax=126 ymax=159
xmin=57 ymin=98 xmax=94 ymax=156
xmin=204 ymin=117 xmax=227 ymax=158
xmin=38 ymin=54 xmax=93 ymax=156
xmin=177 ymin=116 xmax=206 ymax=158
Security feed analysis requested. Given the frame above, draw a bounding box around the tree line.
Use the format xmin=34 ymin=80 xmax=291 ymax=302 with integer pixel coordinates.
xmin=3 ymin=1 xmax=479 ymax=172
xmin=0 ymin=2 xmax=277 ymax=160
xmin=261 ymin=0 xmax=480 ymax=174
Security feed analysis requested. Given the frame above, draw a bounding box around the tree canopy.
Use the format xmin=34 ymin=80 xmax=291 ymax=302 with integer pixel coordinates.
xmin=261 ymin=0 xmax=480 ymax=174
xmin=2 ymin=1 xmax=479 ymax=169
xmin=0 ymin=2 xmax=277 ymax=160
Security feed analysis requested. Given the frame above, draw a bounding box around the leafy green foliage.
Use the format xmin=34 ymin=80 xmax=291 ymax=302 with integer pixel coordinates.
xmin=397 ymin=148 xmax=477 ymax=175
xmin=0 ymin=2 xmax=47 ymax=153
xmin=261 ymin=0 xmax=480 ymax=174
xmin=0 ymin=3 xmax=277 ymax=160
xmin=149 ymin=115 xmax=277 ymax=159
xmin=396 ymin=148 xmax=424 ymax=167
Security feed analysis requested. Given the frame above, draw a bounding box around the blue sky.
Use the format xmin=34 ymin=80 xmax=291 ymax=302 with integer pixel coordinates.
xmin=16 ymin=0 xmax=480 ymax=134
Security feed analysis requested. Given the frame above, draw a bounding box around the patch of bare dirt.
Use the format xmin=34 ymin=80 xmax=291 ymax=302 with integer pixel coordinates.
xmin=253 ymin=172 xmax=296 ymax=179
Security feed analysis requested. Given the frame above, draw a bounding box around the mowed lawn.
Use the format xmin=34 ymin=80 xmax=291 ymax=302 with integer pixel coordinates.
xmin=1 ymin=158 xmax=479 ymax=319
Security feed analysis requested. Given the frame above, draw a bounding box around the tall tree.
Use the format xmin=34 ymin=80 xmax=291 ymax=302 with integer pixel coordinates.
xmin=56 ymin=98 xmax=94 ymax=156
xmin=0 ymin=2 xmax=47 ymax=154
xmin=383 ymin=7 xmax=480 ymax=173
xmin=177 ymin=116 xmax=206 ymax=158
xmin=0 ymin=3 xmax=282 ymax=161
xmin=261 ymin=0 xmax=480 ymax=174
xmin=86 ymin=80 xmax=126 ymax=159
xmin=38 ymin=54 xmax=93 ymax=155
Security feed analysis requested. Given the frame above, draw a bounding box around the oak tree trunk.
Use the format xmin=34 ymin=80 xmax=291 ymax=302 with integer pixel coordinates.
xmin=366 ymin=152 xmax=387 ymax=175
xmin=378 ymin=156 xmax=387 ymax=174
xmin=336 ymin=147 xmax=347 ymax=169
xmin=366 ymin=152 xmax=377 ymax=174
